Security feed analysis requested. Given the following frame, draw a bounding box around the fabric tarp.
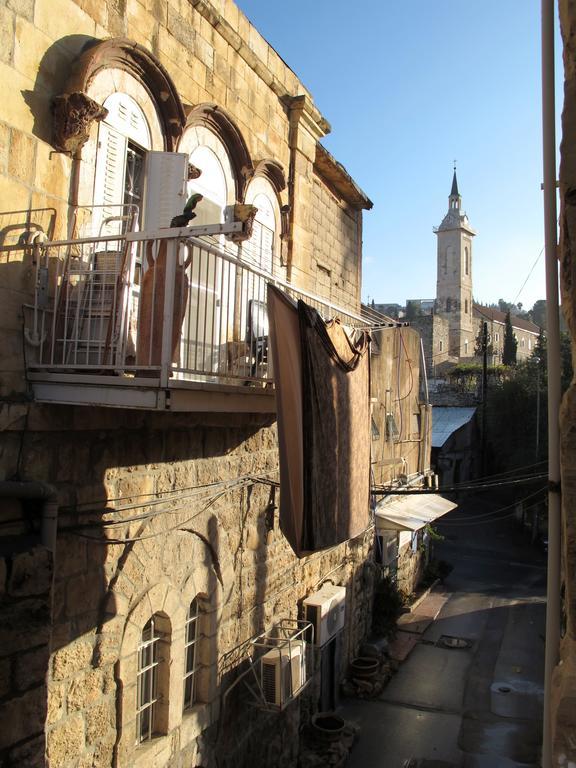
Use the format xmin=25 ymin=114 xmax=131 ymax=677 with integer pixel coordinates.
xmin=267 ymin=285 xmax=371 ymax=556
xmin=375 ymin=494 xmax=457 ymax=532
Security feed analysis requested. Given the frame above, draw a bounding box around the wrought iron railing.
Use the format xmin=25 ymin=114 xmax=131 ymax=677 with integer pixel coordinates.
xmin=23 ymin=223 xmax=377 ymax=389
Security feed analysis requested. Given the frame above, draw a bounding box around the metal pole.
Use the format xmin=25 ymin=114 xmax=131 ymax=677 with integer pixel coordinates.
xmin=541 ymin=1 xmax=562 ymax=765
xmin=536 ymin=364 xmax=541 ymax=461
xmin=481 ymin=321 xmax=488 ymax=475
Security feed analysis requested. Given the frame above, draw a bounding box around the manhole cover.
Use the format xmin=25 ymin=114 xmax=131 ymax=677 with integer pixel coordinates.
xmin=437 ymin=635 xmax=472 ymax=650
xmin=497 ymin=685 xmax=512 ymax=694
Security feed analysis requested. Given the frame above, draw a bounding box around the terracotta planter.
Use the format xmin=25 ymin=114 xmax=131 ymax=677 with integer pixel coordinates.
xmin=350 ymin=656 xmax=379 ymax=679
xmin=311 ymin=712 xmax=345 ymax=744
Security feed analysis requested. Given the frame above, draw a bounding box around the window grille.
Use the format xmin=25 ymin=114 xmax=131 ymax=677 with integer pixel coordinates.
xmin=136 ymin=617 xmax=161 ymax=743
xmin=385 ymin=413 xmax=399 ymax=442
xmin=183 ymin=599 xmax=200 ymax=710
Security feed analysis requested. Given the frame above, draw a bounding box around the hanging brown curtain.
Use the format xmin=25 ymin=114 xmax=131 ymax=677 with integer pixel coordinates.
xmin=267 ymin=285 xmax=371 ymax=557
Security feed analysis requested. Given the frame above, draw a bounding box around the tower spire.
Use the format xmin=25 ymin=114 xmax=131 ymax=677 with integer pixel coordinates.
xmin=449 ymin=163 xmax=461 ymax=210
xmin=450 ymin=162 xmax=459 ymax=197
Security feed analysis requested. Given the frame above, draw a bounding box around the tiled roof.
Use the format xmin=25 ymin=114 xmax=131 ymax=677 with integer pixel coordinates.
xmin=473 ymin=304 xmax=541 ymax=334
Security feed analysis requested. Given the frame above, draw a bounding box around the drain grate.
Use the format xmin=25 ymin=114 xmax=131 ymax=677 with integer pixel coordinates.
xmin=436 ymin=634 xmax=473 ymax=650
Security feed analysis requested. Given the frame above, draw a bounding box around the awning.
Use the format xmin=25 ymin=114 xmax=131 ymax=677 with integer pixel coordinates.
xmin=375 ymin=494 xmax=457 ymax=532
xmin=431 ymin=407 xmax=476 ymax=448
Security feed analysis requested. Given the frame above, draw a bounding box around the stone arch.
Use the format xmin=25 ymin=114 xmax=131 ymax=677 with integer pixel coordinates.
xmin=55 ymin=37 xmax=185 ymax=152
xmin=182 ymin=103 xmax=253 ymax=200
xmin=116 ymin=581 xmax=187 ymax=763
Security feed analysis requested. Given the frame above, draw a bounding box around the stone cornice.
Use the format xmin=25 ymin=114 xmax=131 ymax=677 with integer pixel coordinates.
xmin=189 ymin=0 xmax=331 ymax=138
xmin=314 ymin=143 xmax=373 ymax=211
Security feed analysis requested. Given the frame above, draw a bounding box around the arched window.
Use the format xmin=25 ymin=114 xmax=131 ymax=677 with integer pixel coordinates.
xmin=76 ymin=67 xmax=166 ymax=236
xmin=137 ymin=614 xmax=171 ymax=743
xmin=91 ymin=91 xmax=152 ymax=236
xmin=244 ymin=176 xmax=282 ymax=276
xmin=446 ymin=298 xmax=452 ymax=312
xmin=183 ymin=598 xmax=201 ymax=710
xmin=179 ymin=124 xmax=236 ymax=226
xmin=465 ymin=298 xmax=468 ymax=314
xmin=465 ymin=247 xmax=469 ymax=276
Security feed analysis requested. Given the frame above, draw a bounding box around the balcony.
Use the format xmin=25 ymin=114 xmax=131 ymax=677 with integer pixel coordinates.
xmin=23 ymin=222 xmax=380 ymax=412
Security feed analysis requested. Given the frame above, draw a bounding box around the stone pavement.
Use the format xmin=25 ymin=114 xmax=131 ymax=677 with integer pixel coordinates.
xmin=339 ymin=496 xmax=547 ymax=768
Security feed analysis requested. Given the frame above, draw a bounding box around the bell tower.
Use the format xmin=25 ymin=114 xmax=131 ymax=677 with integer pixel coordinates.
xmin=434 ymin=168 xmax=476 ymax=358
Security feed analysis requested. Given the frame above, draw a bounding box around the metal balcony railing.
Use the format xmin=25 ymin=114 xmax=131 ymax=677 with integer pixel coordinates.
xmin=23 ymin=222 xmax=381 ymax=403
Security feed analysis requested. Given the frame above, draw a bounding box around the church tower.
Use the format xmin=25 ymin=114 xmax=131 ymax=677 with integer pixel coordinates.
xmin=434 ymin=169 xmax=477 ymax=358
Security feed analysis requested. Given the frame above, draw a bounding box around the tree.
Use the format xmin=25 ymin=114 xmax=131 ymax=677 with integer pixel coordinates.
xmin=502 ymin=311 xmax=518 ymax=366
xmin=531 ymin=328 xmax=547 ymax=372
xmin=531 ymin=299 xmax=547 ymax=329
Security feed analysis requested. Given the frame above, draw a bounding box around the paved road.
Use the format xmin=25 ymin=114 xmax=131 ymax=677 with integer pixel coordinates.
xmin=340 ymin=493 xmax=547 ymax=768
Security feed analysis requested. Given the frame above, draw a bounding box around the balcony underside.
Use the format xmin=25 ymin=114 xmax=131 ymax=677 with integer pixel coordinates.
xmin=27 ymin=371 xmax=276 ymax=413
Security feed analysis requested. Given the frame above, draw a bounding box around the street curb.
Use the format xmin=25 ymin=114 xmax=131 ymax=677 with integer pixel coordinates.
xmin=405 ymin=578 xmax=442 ymax=614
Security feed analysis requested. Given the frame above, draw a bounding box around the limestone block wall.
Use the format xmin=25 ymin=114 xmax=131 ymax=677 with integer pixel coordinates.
xmin=370 ymin=327 xmax=428 ymax=486
xmin=310 ymin=176 xmax=361 ymax=312
xmin=0 ymin=0 xmax=365 ymax=398
xmin=396 ymin=541 xmax=425 ymax=597
xmin=0 ymin=522 xmax=53 ymax=768
xmin=0 ymin=1 xmax=377 ymax=765
xmin=0 ymin=405 xmax=374 ymax=768
xmin=556 ymin=0 xmax=576 ymax=761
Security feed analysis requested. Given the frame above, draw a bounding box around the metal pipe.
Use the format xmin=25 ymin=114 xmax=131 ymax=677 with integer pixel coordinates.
xmin=541 ymin=1 xmax=562 ymax=765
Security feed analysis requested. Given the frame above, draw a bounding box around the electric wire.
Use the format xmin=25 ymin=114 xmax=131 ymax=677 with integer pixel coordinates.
xmin=59 ymin=470 xmax=280 ymax=518
xmin=372 ymin=472 xmax=547 ymax=495
xmin=513 ymin=247 xmax=545 ymax=305
xmin=433 ymin=487 xmax=546 ymax=525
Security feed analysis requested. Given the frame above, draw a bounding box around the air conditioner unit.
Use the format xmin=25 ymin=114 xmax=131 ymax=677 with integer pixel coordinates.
xmin=142 ymin=151 xmax=189 ymax=231
xmin=303 ymin=584 xmax=346 ymax=646
xmin=260 ymin=641 xmax=305 ymax=706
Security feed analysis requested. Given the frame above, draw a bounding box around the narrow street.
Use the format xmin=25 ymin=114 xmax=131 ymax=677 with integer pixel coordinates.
xmin=341 ymin=493 xmax=547 ymax=768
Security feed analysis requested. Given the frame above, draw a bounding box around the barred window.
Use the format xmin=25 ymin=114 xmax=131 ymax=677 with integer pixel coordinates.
xmin=136 ymin=616 xmax=166 ymax=743
xmin=183 ymin=599 xmax=201 ymax=710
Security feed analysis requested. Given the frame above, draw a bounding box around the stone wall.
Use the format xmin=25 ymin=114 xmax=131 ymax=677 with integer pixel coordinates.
xmin=409 ymin=315 xmax=451 ymax=378
xmin=0 ymin=0 xmax=367 ymax=400
xmin=555 ymin=0 xmax=576 ymax=761
xmin=0 ymin=503 xmax=53 ymax=768
xmin=0 ymin=405 xmax=376 ymax=768
xmin=0 ymin=1 xmax=413 ymax=766
xmin=370 ymin=326 xmax=430 ymax=486
xmin=310 ymin=175 xmax=361 ymax=311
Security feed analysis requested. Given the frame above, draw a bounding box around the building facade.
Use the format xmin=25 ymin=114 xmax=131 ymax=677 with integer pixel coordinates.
xmin=434 ymin=171 xmax=476 ymax=359
xmin=0 ymin=2 xmax=432 ymax=767
xmin=411 ymin=173 xmax=540 ymax=376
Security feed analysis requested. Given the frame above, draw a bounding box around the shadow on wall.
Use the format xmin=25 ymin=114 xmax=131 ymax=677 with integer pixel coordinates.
xmin=21 ymin=35 xmax=97 ymax=145
xmin=40 ymin=406 xmax=273 ymax=763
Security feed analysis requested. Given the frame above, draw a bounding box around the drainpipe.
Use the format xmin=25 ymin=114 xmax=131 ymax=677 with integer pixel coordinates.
xmin=0 ymin=480 xmax=59 ymax=551
xmin=541 ymin=2 xmax=562 ymax=766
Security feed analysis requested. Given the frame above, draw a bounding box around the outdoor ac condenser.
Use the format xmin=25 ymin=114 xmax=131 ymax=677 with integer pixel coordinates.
xmin=261 ymin=641 xmax=305 ymax=706
xmin=142 ymin=151 xmax=189 ymax=231
xmin=303 ymin=584 xmax=346 ymax=646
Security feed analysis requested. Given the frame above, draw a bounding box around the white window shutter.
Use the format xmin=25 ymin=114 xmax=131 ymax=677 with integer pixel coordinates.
xmin=92 ymin=121 xmax=128 ymax=236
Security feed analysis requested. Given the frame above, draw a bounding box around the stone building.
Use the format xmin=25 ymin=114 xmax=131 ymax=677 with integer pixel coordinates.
xmin=555 ymin=0 xmax=576 ymax=760
xmin=410 ymin=173 xmax=540 ymax=376
xmin=0 ymin=2 xmax=432 ymax=767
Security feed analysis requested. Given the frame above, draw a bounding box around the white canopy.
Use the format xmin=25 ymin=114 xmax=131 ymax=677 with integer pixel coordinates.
xmin=375 ymin=493 xmax=457 ymax=532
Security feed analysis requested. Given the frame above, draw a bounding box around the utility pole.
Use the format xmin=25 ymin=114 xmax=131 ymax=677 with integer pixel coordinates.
xmin=481 ymin=321 xmax=488 ymax=476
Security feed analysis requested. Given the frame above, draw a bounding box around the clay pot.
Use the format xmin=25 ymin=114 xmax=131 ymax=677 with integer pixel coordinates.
xmin=311 ymin=712 xmax=345 ymax=743
xmin=350 ymin=656 xmax=379 ymax=679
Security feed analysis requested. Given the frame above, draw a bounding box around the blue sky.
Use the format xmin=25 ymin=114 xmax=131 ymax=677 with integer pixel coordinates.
xmin=235 ymin=1 xmax=563 ymax=311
